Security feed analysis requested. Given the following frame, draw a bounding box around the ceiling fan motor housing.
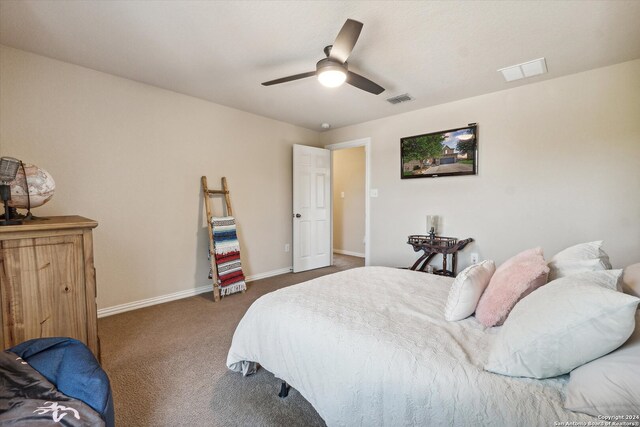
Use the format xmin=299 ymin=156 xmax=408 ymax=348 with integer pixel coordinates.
xmin=316 ymin=58 xmax=348 ymax=74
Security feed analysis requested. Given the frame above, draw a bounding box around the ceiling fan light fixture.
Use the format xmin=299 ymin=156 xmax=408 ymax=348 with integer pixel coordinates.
xmin=316 ymin=58 xmax=347 ymax=88
xmin=318 ymin=68 xmax=347 ymax=88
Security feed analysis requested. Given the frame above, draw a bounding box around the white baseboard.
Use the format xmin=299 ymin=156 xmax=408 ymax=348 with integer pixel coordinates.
xmin=245 ymin=266 xmax=292 ymax=282
xmin=97 ymin=284 xmax=212 ymax=318
xmin=333 ymin=249 xmax=365 ymax=258
xmin=97 ymin=266 xmax=293 ymax=318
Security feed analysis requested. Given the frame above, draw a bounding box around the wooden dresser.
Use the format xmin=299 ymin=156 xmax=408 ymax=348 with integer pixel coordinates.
xmin=0 ymin=216 xmax=99 ymax=358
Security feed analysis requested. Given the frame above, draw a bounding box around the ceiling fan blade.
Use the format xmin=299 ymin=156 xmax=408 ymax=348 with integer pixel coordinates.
xmin=329 ymin=19 xmax=363 ymax=63
xmin=262 ymin=71 xmax=316 ymax=86
xmin=346 ymin=71 xmax=385 ymax=95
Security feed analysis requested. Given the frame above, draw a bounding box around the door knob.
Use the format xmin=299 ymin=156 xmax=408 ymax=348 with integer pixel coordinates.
xmin=294 ymin=213 xmax=302 ymax=218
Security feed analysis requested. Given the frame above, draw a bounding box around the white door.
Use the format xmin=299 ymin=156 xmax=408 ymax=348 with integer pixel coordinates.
xmin=293 ymin=144 xmax=331 ymax=272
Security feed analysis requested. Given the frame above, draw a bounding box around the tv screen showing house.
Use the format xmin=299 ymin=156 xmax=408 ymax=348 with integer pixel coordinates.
xmin=400 ymin=124 xmax=477 ymax=179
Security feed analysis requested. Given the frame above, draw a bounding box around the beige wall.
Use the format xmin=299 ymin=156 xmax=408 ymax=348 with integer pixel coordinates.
xmin=332 ymin=146 xmax=365 ymax=256
xmin=0 ymin=46 xmax=320 ymax=310
xmin=321 ymin=59 xmax=640 ymax=270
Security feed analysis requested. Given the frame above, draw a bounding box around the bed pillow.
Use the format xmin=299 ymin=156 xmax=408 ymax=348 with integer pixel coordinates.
xmin=444 ymin=260 xmax=496 ymax=321
xmin=564 ymin=310 xmax=640 ymax=417
xmin=547 ymin=258 xmax=609 ymax=281
xmin=551 ymin=240 xmax=611 ymax=262
xmin=499 ymin=247 xmax=543 ymax=270
xmin=623 ymin=263 xmax=640 ymax=298
xmin=548 ymin=258 xmax=610 ymax=282
xmin=553 ymin=269 xmax=622 ymax=292
xmin=475 ymin=248 xmax=548 ymax=327
xmin=485 ymin=273 xmax=640 ymax=379
xmin=548 ymin=241 xmax=611 ymax=281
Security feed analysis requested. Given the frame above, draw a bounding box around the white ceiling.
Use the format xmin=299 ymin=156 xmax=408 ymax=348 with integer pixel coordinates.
xmin=1 ymin=1 xmax=640 ymax=131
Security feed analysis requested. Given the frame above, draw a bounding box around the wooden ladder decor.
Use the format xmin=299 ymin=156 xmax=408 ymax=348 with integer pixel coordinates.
xmin=201 ymin=176 xmax=234 ymax=302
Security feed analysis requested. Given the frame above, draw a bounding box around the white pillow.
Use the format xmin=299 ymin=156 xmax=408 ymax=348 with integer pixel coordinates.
xmin=444 ymin=260 xmax=495 ymax=321
xmin=565 ymin=311 xmax=640 ymax=417
xmin=547 ymin=258 xmax=610 ymax=281
xmin=552 ymin=240 xmax=611 ymax=263
xmin=558 ymin=269 xmax=623 ymax=292
xmin=485 ymin=272 xmax=639 ymax=379
xmin=548 ymin=241 xmax=612 ymax=281
xmin=623 ymin=263 xmax=640 ymax=298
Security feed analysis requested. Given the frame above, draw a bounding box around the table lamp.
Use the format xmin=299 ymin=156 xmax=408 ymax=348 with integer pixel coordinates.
xmin=426 ymin=215 xmax=439 ymax=239
xmin=0 ymin=157 xmax=22 ymax=226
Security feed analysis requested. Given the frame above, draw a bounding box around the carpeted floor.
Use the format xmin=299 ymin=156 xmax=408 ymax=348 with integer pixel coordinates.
xmin=98 ymin=254 xmax=364 ymax=426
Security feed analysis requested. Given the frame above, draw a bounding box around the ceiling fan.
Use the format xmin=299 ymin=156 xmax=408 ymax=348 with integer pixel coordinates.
xmin=262 ymin=19 xmax=385 ymax=95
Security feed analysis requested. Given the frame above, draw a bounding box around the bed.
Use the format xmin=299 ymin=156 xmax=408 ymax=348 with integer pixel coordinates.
xmin=227 ymin=266 xmax=599 ymax=426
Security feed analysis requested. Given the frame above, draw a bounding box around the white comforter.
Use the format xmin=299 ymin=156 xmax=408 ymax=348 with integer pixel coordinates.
xmin=227 ymin=267 xmax=596 ymax=426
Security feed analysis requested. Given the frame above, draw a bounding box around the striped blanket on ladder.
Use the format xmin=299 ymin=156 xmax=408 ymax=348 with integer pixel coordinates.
xmin=210 ymin=216 xmax=247 ymax=296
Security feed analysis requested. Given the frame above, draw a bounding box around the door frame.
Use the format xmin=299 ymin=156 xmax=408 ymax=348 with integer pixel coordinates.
xmin=325 ymin=137 xmax=371 ymax=266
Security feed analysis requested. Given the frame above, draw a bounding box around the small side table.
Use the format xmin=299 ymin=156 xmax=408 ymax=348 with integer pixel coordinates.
xmin=407 ymin=235 xmax=473 ymax=277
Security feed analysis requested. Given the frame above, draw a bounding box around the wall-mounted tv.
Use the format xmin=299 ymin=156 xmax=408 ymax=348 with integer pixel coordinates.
xmin=401 ymin=123 xmax=478 ymax=179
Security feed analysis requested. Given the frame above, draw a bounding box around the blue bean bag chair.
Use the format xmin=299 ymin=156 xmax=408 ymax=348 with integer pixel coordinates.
xmin=10 ymin=337 xmax=114 ymax=427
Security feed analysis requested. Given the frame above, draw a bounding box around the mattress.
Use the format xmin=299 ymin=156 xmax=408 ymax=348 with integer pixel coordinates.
xmin=227 ymin=266 xmax=597 ymax=426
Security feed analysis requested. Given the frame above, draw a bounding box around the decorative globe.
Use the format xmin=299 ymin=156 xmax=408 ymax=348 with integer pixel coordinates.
xmin=7 ymin=163 xmax=55 ymax=209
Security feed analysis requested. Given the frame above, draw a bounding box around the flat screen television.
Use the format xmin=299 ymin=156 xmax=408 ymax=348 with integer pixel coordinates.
xmin=401 ymin=124 xmax=478 ymax=179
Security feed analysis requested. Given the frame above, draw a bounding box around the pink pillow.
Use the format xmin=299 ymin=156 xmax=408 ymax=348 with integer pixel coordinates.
xmin=499 ymin=247 xmax=543 ymax=270
xmin=475 ymin=249 xmax=549 ymax=327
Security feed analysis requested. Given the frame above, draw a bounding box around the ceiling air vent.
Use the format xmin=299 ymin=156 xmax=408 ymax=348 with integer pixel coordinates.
xmin=498 ymin=58 xmax=548 ymax=82
xmin=386 ymin=93 xmax=413 ymax=105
